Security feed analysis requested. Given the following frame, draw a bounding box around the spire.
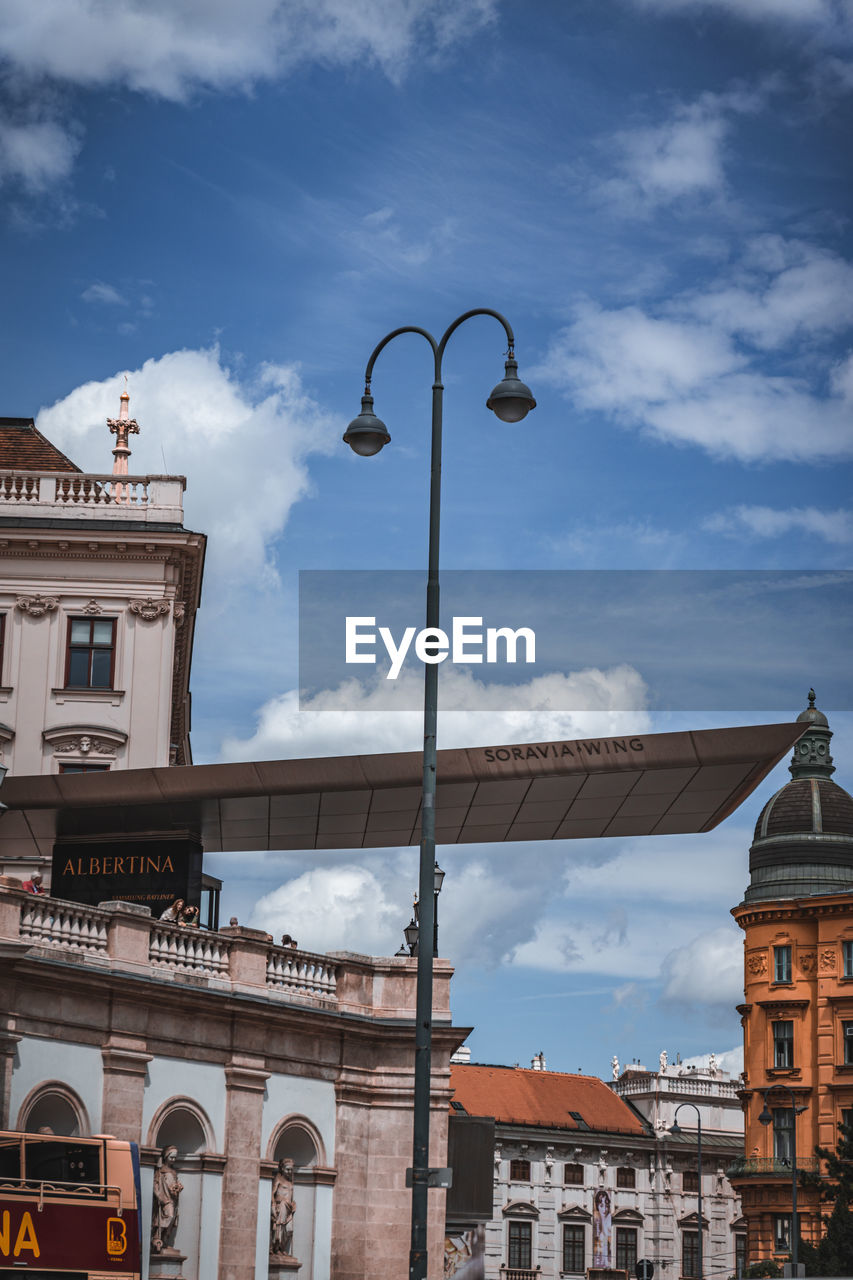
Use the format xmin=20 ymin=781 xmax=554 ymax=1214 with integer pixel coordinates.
xmin=106 ymin=378 xmax=140 ymax=479
xmin=790 ymin=687 xmax=834 ymax=779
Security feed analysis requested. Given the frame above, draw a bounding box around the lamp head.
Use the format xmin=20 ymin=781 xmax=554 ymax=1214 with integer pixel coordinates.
xmin=403 ymin=916 xmax=419 ymax=950
xmin=434 ymin=862 xmax=446 ymax=894
xmin=343 ymin=393 xmax=391 ymax=456
xmin=669 ymin=1121 xmax=682 ymax=1136
xmin=486 ymin=355 xmax=537 ymax=423
xmin=759 ymin=1103 xmax=773 ymax=1126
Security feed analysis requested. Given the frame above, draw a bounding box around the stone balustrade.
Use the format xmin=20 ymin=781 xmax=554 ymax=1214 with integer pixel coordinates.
xmin=19 ymin=894 xmax=110 ymax=955
xmin=615 ymin=1073 xmax=741 ymax=1100
xmin=0 ymin=471 xmax=185 ymax=524
xmin=0 ymin=881 xmax=453 ymax=1021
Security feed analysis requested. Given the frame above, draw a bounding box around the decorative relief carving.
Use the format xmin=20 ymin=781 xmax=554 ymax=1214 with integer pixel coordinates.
xmin=44 ymin=725 xmax=126 ymax=756
xmin=173 ymin=601 xmax=185 ymax=625
xmin=16 ymin=595 xmax=58 ymax=618
xmin=747 ymin=952 xmax=767 ymax=976
xmin=52 ymin=736 xmax=115 ymax=756
xmin=129 ymin=597 xmax=170 ymax=622
xmin=800 ymin=952 xmax=817 ymax=975
xmin=82 ymin=599 xmax=102 ymax=615
xmin=820 ymin=948 xmax=836 ymax=972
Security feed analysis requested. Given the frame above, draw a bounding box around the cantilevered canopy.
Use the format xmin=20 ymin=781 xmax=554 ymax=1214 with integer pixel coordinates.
xmin=0 ymin=722 xmax=804 ymax=861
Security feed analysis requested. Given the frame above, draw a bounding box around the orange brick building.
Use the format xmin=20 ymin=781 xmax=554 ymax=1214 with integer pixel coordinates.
xmin=730 ymin=693 xmax=853 ymax=1265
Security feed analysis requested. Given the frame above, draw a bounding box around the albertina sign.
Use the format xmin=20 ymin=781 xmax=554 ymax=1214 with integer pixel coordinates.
xmin=345 ymin=615 xmax=536 ymax=680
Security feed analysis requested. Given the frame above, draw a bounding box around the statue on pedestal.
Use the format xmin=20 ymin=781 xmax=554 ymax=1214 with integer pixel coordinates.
xmin=151 ymin=1145 xmax=183 ymax=1253
xmin=270 ymin=1159 xmax=296 ymax=1257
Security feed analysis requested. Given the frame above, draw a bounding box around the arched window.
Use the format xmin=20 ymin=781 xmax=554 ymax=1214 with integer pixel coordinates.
xmin=18 ymin=1083 xmax=89 ymax=1137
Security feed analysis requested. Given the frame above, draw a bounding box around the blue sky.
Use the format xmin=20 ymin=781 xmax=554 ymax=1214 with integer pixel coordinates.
xmin=3 ymin=0 xmax=853 ymax=1077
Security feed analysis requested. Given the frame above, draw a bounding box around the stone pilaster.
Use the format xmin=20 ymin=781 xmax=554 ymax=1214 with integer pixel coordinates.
xmin=101 ymin=1034 xmax=152 ymax=1141
xmin=217 ymin=1055 xmax=270 ymax=1280
xmin=0 ymin=1019 xmax=21 ymax=1128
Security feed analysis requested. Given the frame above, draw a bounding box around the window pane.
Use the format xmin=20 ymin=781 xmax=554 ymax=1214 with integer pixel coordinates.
xmin=773 ymin=1108 xmax=793 ymax=1162
xmin=90 ymin=649 xmax=112 ymax=688
xmin=843 ymin=940 xmax=853 ymax=978
xmin=774 ymin=945 xmax=792 ymax=982
xmin=617 ymin=1166 xmax=636 ymax=1188
xmin=773 ymin=1021 xmax=794 ymax=1068
xmin=92 ymin=620 xmax=113 ymax=645
xmin=845 ymin=1023 xmax=853 ymax=1065
xmin=70 ymin=619 xmax=91 ymax=644
xmin=564 ymin=1162 xmax=583 ymax=1185
xmin=67 ymin=650 xmax=90 ymax=685
xmin=564 ymin=1224 xmax=584 ymax=1273
xmin=682 ymin=1232 xmax=699 ymax=1277
xmin=508 ymin=1222 xmax=531 ymax=1269
xmin=616 ymin=1227 xmax=637 ymax=1274
xmin=735 ymin=1234 xmax=747 ymax=1278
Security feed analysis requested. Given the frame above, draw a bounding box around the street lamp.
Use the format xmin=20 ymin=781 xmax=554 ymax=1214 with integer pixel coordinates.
xmin=759 ymin=1085 xmax=808 ymax=1271
xmin=671 ymin=1102 xmax=703 ymax=1280
xmin=345 ymin=309 xmax=535 ymax=1280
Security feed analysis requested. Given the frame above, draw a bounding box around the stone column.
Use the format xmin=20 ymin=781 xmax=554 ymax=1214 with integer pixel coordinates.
xmin=217 ymin=1054 xmax=270 ymax=1280
xmin=0 ymin=1019 xmax=21 ymax=1128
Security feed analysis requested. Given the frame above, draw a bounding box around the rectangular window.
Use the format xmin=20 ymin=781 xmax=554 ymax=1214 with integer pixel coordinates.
xmin=843 ymin=940 xmax=853 ymax=979
xmin=563 ymin=1224 xmax=585 ymax=1273
xmin=616 ymin=1166 xmax=636 ymax=1188
xmin=682 ymin=1232 xmax=700 ymax=1277
xmin=773 ymin=1108 xmax=793 ymax=1163
xmin=564 ymin=1162 xmax=583 ymax=1185
xmin=58 ymin=763 xmax=110 ymax=773
xmin=65 ymin=618 xmax=116 ymax=689
xmin=615 ymin=1227 xmax=638 ymax=1274
xmin=683 ymin=1169 xmax=699 ymax=1193
xmin=841 ymin=1108 xmax=853 ymax=1134
xmin=774 ymin=945 xmax=792 ymax=983
xmin=508 ymin=1221 xmax=532 ymax=1269
xmin=774 ymin=1215 xmax=791 ymax=1253
xmin=773 ymin=1020 xmax=794 ymax=1069
xmin=844 ymin=1022 xmax=853 ymax=1066
xmin=735 ymin=1234 xmax=747 ymax=1278
xmin=509 ymin=1158 xmax=531 ymax=1182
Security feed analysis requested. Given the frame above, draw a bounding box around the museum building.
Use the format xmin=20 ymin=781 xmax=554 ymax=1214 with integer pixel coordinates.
xmin=0 ymin=402 xmax=464 ymax=1280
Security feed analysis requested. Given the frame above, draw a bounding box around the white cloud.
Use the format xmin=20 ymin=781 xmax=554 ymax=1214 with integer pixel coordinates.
xmin=0 ymin=0 xmax=497 ymax=100
xmin=631 ymin=0 xmax=851 ymax=39
xmin=221 ymin=664 xmax=651 ymax=760
xmin=681 ymin=1044 xmax=744 ymax=1076
xmin=0 ymin=117 xmax=81 ymax=191
xmin=599 ymin=86 xmax=766 ymax=210
xmin=659 ymin=925 xmax=743 ymax=1005
xmin=250 ymin=863 xmax=406 ymax=955
xmin=35 ymin=346 xmax=339 ymax=587
xmin=538 ymin=237 xmax=853 ymax=463
xmin=81 ymin=282 xmax=127 ymax=306
xmin=705 ymin=504 xmax=853 ymax=544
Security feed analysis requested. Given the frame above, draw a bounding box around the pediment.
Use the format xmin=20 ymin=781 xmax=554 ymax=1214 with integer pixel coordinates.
xmin=559 ymin=1205 xmax=592 ymax=1222
xmin=502 ymin=1200 xmax=539 ymax=1219
xmin=678 ymin=1211 xmax=710 ymax=1229
xmin=613 ymin=1208 xmax=644 ymax=1223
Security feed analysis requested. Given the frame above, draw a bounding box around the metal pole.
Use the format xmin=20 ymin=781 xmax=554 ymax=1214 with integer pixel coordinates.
xmin=360 ymin=309 xmax=518 ymax=1280
xmin=408 ymin=375 xmax=443 ymax=1280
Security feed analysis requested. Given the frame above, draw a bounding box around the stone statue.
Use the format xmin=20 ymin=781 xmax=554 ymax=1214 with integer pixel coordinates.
xmin=151 ymin=1145 xmax=183 ymax=1253
xmin=709 ymin=1052 xmax=718 ymax=1074
xmin=659 ymin=1049 xmax=668 ymax=1073
xmin=611 ymin=1055 xmax=619 ymax=1080
xmin=270 ymin=1159 xmax=296 ymax=1257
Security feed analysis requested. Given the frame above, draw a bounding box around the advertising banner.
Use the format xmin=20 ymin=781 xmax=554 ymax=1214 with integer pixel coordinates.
xmin=50 ymin=837 xmax=203 ymax=914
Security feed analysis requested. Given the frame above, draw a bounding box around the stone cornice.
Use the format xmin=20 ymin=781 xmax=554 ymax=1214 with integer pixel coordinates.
xmin=101 ymin=1045 xmax=154 ymax=1076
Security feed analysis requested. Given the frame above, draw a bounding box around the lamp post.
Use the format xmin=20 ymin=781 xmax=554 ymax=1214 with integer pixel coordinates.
xmin=759 ymin=1084 xmax=807 ymax=1271
xmin=670 ymin=1102 xmax=703 ymax=1280
xmin=344 ymin=309 xmax=536 ymax=1280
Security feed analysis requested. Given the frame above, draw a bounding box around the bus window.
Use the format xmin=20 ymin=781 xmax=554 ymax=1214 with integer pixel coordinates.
xmin=24 ymin=1138 xmax=101 ymax=1185
xmin=0 ymin=1136 xmax=21 ymax=1181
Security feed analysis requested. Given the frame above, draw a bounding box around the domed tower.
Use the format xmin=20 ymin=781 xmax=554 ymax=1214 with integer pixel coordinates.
xmin=731 ymin=693 xmax=853 ymax=1266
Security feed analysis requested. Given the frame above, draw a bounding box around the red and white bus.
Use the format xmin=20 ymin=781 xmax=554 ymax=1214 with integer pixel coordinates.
xmin=0 ymin=1130 xmax=141 ymax=1279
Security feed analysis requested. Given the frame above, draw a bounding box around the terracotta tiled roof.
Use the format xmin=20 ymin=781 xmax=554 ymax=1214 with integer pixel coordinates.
xmin=450 ymin=1064 xmax=645 ymax=1134
xmin=0 ymin=418 xmax=81 ymax=472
